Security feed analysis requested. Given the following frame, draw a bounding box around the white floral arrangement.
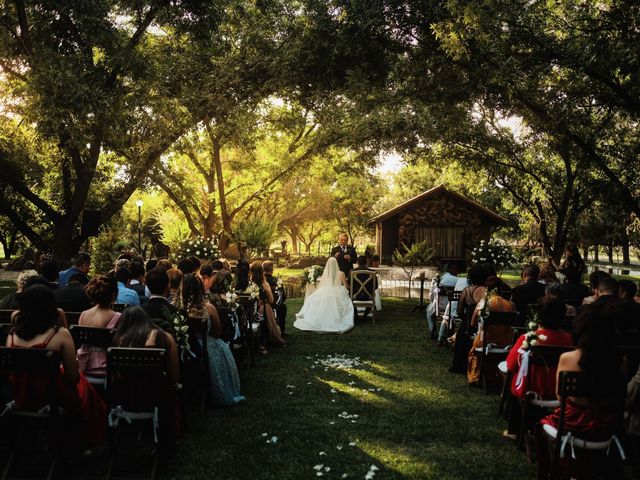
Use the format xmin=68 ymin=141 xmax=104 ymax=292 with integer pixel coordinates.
xmin=471 ymin=239 xmax=517 ymax=271
xmin=302 ymin=265 xmax=324 ymax=287
xmin=177 ymin=236 xmax=220 ymax=260
xmin=172 ymin=312 xmax=194 ymax=361
xmin=225 ymin=291 xmax=239 ymax=311
xmin=276 ymin=276 xmax=283 ymax=289
xmin=244 ymin=282 xmax=260 ymax=299
xmin=521 ymin=314 xmax=548 ymax=350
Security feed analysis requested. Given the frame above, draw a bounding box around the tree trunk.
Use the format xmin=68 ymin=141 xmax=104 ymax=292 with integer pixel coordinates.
xmin=622 ymin=235 xmax=631 ymax=266
xmin=606 ymin=244 xmax=614 ymax=264
xmin=52 ymin=221 xmax=82 ymax=266
xmin=593 ymin=244 xmax=600 ymax=262
xmin=582 ymin=244 xmax=589 ymax=262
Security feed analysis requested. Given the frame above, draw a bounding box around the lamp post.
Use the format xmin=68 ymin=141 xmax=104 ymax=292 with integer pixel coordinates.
xmin=136 ymin=199 xmax=143 ymax=258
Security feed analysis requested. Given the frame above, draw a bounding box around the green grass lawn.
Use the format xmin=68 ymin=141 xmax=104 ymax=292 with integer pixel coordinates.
xmin=165 ymin=298 xmax=533 ymax=480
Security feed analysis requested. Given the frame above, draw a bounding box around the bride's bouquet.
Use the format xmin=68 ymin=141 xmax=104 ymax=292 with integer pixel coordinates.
xmin=302 ymin=265 xmax=324 ymax=288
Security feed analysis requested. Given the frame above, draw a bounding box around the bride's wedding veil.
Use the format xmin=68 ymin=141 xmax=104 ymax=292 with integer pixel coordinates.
xmin=318 ymin=257 xmax=343 ymax=288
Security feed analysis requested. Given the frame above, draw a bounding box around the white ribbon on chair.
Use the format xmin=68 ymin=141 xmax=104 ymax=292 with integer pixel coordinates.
xmin=514 ymin=348 xmax=530 ymax=392
xmin=108 ymin=406 xmax=160 ymax=444
xmin=231 ymin=311 xmax=241 ymax=340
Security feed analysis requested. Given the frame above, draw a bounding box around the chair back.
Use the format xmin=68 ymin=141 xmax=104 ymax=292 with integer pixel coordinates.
xmin=186 ymin=316 xmax=208 ymax=357
xmin=64 ymin=311 xmax=82 ymax=326
xmin=0 ymin=323 xmax=13 ymax=346
xmin=0 ymin=347 xmax=61 ymax=413
xmin=350 ymin=270 xmax=376 ymax=301
xmin=111 ymin=303 xmax=129 ymax=313
xmin=216 ymin=307 xmax=234 ymax=343
xmin=69 ymin=325 xmax=116 ymax=351
xmin=0 ymin=309 xmax=14 ymax=323
xmin=529 ymin=345 xmax=575 ymax=368
xmin=482 ymin=312 xmax=520 ymax=347
xmin=620 ymin=345 xmax=640 ymax=382
xmin=106 ymin=347 xmax=166 ymax=411
xmin=483 ymin=311 xmax=521 ymax=327
xmin=449 ymin=290 xmax=462 ymax=302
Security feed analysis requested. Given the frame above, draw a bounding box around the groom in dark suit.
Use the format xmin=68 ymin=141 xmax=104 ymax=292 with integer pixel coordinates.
xmin=330 ymin=233 xmax=357 ymax=278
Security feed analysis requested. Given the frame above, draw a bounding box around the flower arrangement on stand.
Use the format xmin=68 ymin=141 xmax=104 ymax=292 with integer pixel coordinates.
xmin=176 ymin=236 xmax=220 ymax=260
xmin=225 ymin=291 xmax=239 ymax=311
xmin=471 ymin=239 xmax=517 ymax=271
xmin=301 ymin=265 xmax=324 ymax=288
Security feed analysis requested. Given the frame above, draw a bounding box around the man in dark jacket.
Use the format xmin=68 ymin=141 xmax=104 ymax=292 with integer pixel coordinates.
xmin=263 ymin=260 xmax=287 ymax=335
xmin=141 ymin=267 xmax=179 ymax=333
xmin=511 ymin=265 xmax=546 ymax=317
xmin=53 ymin=273 xmax=92 ymax=312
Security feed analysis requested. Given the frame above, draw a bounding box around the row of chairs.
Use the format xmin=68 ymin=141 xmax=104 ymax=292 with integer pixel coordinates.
xmin=0 ymin=345 xmax=167 ymax=480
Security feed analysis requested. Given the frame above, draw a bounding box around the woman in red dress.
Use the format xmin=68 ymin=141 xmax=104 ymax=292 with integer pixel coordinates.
xmin=6 ymin=284 xmax=107 ymax=452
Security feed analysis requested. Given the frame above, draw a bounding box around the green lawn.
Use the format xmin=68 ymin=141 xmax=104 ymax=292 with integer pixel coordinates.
xmin=165 ymin=298 xmax=533 ymax=480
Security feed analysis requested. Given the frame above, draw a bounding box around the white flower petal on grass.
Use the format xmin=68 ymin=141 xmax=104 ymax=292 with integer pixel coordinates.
xmin=336 ymin=445 xmax=343 ymax=450
xmin=270 ymin=436 xmax=278 ymax=443
xmin=369 ymin=465 xmax=379 ymax=472
xmin=313 ymin=465 xmax=324 ymax=471
xmin=317 ymin=473 xmax=323 ymax=477
xmin=324 ymin=467 xmax=330 ymax=472
xmin=365 ymin=473 xmax=375 ymax=480
xmin=319 ymin=451 xmax=326 ymax=456
xmin=261 ymin=433 xmax=268 ymax=437
xmin=341 ymin=474 xmax=348 ymax=479
xmin=348 ymin=442 xmax=356 ymax=447
xmin=331 ymin=389 xmax=337 ymax=393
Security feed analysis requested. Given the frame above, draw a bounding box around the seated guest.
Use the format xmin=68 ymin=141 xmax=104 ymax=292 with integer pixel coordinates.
xmin=503 ymin=297 xmax=573 ymax=438
xmin=352 ymin=255 xmax=379 ymax=322
xmin=481 ymin=262 xmax=512 ymax=299
xmin=235 ymin=258 xmax=250 ymax=291
xmin=200 ymin=263 xmax=214 ymax=297
xmin=39 ymin=260 xmax=60 ymax=290
xmin=427 ymin=264 xmax=458 ymax=338
xmin=614 ymin=280 xmax=640 ymax=333
xmin=177 ymin=274 xmax=244 ymax=406
xmin=554 ymin=244 xmax=587 ymax=281
xmin=0 ymin=269 xmax=39 ymax=309
xmin=156 ymin=258 xmax=173 ymax=272
xmin=538 ymin=262 xmax=559 ymax=286
xmin=188 ymin=256 xmax=201 ymax=274
xmin=114 ymin=268 xmax=141 ymax=306
xmin=250 ymin=261 xmax=285 ymax=351
xmin=6 ymin=285 xmax=107 ymax=452
xmin=536 ymin=305 xmax=626 ymax=479
xmin=145 ymin=258 xmax=158 ymax=272
xmin=18 ymin=276 xmax=68 ymax=327
xmin=4 ymin=248 xmax=36 ymax=271
xmin=545 ymin=284 xmax=576 ymax=316
xmin=557 ymin=267 xmax=590 ymax=306
xmin=128 ymin=261 xmax=148 ymax=303
xmin=582 ymin=270 xmax=611 ymax=305
xmin=177 ymin=258 xmax=196 ymax=275
xmin=511 ymin=265 xmax=546 ymax=317
xmin=166 ymin=268 xmax=183 ymax=304
xmin=112 ymin=307 xmax=180 ymax=455
xmin=208 ymin=269 xmax=233 ymax=309
xmin=590 ymin=277 xmax=619 ymax=308
xmin=54 ymin=272 xmax=92 ymax=312
xmin=438 ymin=270 xmax=469 ymax=345
xmin=77 ymin=275 xmax=121 ymax=376
xmin=449 ymin=264 xmax=488 ymax=373
xmin=142 ymin=268 xmax=180 ymax=333
xmin=263 ymin=260 xmax=287 ymax=334
xmin=467 ymin=276 xmax=517 ymax=386
xmin=58 ymin=252 xmax=91 ymax=288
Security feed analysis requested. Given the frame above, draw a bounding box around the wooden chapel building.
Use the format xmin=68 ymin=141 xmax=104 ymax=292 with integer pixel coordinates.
xmin=369 ymin=185 xmax=509 ymax=265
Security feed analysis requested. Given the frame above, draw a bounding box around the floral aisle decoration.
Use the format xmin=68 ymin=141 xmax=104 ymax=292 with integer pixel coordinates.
xmin=301 ymin=265 xmax=324 ymax=288
xmin=225 ymin=291 xmax=239 ymax=312
xmin=471 ymin=239 xmax=517 ymax=271
xmin=172 ymin=311 xmax=195 ymax=362
xmin=244 ymin=282 xmax=260 ymax=299
xmin=176 ymin=236 xmax=220 ymax=260
xmin=514 ymin=313 xmax=548 ymax=394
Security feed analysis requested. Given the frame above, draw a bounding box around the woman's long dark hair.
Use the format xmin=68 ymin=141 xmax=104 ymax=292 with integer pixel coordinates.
xmin=573 ymin=305 xmax=622 ymax=397
xmin=113 ymin=306 xmax=157 ymax=348
xmin=14 ymin=284 xmax=59 ymax=341
xmin=250 ymin=261 xmax=264 ymax=286
xmin=179 ymin=273 xmax=205 ymax=313
xmin=235 ymin=258 xmax=250 ymax=291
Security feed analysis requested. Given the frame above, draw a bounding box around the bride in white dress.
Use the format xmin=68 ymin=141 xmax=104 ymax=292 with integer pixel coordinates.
xmin=294 ymin=257 xmax=354 ymax=334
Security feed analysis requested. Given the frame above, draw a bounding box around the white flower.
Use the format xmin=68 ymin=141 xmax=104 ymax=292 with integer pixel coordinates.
xmin=180 ymin=325 xmax=188 ymax=333
xmin=522 ymin=340 xmax=529 ymax=349
xmin=528 ymin=322 xmax=537 ymax=329
xmin=196 ymin=250 xmax=200 ymax=256
xmin=530 ymin=339 xmax=538 ymax=346
xmin=186 ymin=248 xmax=190 ymax=253
xmin=538 ymin=334 xmax=547 ymax=341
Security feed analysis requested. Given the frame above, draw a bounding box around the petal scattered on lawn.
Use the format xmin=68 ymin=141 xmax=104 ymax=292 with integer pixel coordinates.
xmin=348 ymin=442 xmax=356 ymax=447
xmin=336 ymin=445 xmax=343 ymax=450
xmin=261 ymin=433 xmax=268 ymax=437
xmin=370 ymin=465 xmax=379 ymax=471
xmin=313 ymin=464 xmax=324 ymax=471
xmin=319 ymin=451 xmax=326 ymax=456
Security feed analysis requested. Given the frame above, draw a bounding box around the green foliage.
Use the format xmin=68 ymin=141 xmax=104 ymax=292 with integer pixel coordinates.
xmin=234 ymin=217 xmax=278 ymax=256
xmin=392 ymin=241 xmax=436 ymax=268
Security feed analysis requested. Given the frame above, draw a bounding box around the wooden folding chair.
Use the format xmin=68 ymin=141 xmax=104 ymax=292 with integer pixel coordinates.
xmin=474 ymin=311 xmax=521 ymax=393
xmin=0 ymin=310 xmax=14 ymax=323
xmin=0 ymin=324 xmax=13 ymax=347
xmin=0 ymin=348 xmax=64 ymax=480
xmin=185 ymin=316 xmax=209 ymax=413
xmin=518 ymin=345 xmax=574 ymax=458
xmin=69 ymin=325 xmax=116 ymax=387
xmin=236 ymin=295 xmax=258 ymax=367
xmin=106 ymin=347 xmax=167 ymax=480
xmin=350 ymin=270 xmax=377 ymax=324
xmin=543 ymin=371 xmax=626 ymax=480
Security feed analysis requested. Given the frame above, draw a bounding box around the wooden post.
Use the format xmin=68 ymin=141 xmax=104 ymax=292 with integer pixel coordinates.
xmin=411 ymin=272 xmax=427 ymax=313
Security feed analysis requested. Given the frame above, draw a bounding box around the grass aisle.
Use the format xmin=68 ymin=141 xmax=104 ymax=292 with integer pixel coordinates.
xmin=166 ymin=298 xmax=534 ymax=480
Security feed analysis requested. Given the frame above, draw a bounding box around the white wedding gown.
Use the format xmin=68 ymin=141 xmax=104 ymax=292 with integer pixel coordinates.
xmin=294 ymin=257 xmax=355 ymax=334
